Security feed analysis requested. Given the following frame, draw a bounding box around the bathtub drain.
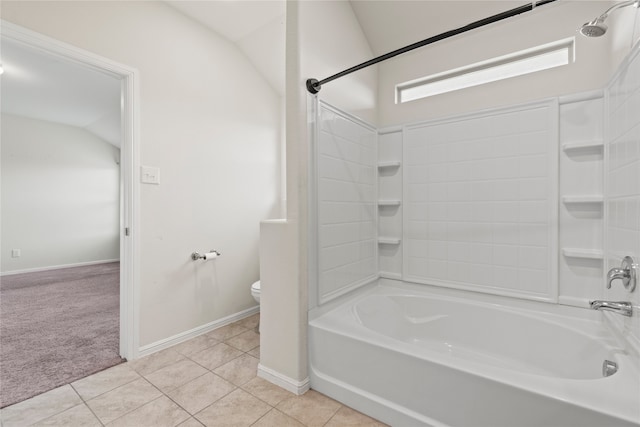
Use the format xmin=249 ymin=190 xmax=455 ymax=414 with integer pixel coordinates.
xmin=602 ymin=360 xmax=618 ymax=377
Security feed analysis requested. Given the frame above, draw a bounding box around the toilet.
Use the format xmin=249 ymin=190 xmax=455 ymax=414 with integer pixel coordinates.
xmin=251 ymin=280 xmax=260 ymax=304
xmin=251 ymin=281 xmax=260 ymax=333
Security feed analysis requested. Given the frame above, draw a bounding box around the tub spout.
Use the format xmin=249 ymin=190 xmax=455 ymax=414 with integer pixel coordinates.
xmin=589 ymin=300 xmax=633 ymax=317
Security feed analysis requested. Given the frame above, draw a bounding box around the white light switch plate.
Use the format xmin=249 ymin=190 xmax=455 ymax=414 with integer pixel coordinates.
xmin=141 ymin=166 xmax=160 ymax=184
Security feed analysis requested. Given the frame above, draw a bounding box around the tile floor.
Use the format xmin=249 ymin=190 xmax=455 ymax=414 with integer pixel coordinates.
xmin=0 ymin=314 xmax=387 ymax=427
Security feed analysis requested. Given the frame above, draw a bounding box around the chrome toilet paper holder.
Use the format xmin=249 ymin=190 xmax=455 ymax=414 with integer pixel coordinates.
xmin=191 ymin=250 xmax=221 ymax=261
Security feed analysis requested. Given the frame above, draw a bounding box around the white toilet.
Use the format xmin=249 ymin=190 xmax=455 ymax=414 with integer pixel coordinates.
xmin=251 ymin=280 xmax=260 ymax=304
xmin=251 ymin=281 xmax=260 ymax=333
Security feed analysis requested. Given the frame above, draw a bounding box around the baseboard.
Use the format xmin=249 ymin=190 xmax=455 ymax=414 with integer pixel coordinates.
xmin=257 ymin=363 xmax=310 ymax=395
xmin=1 ymin=259 xmax=120 ymax=276
xmin=137 ymin=305 xmax=259 ymax=358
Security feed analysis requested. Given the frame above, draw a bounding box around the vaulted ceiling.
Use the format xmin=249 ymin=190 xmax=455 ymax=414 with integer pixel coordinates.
xmin=1 ymin=38 xmax=122 ymax=147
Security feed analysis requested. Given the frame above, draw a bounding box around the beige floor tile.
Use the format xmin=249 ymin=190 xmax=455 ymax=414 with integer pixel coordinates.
xmin=32 ymin=403 xmax=101 ymax=427
xmin=144 ymin=359 xmax=208 ymax=393
xmin=206 ymin=323 xmax=247 ymax=341
xmin=177 ymin=417 xmax=205 ymax=427
xmin=236 ymin=313 xmax=260 ymax=330
xmin=0 ymin=385 xmax=82 ymax=427
xmin=72 ymin=363 xmax=140 ymax=401
xmin=241 ymin=377 xmax=294 ymax=406
xmin=213 ymin=354 xmax=259 ymax=386
xmin=165 ymin=372 xmax=236 ymax=415
xmin=172 ymin=335 xmax=219 ymax=357
xmin=247 ymin=345 xmax=260 ymax=359
xmin=324 ymin=406 xmax=388 ymax=426
xmin=128 ymin=348 xmax=186 ymax=376
xmin=194 ymin=389 xmax=270 ymax=427
xmin=188 ymin=343 xmax=243 ymax=370
xmin=86 ymin=378 xmax=162 ymax=424
xmin=225 ymin=330 xmax=260 ymax=352
xmin=252 ymin=408 xmax=305 ymax=427
xmin=108 ymin=396 xmax=190 ymax=427
xmin=276 ymin=390 xmax=341 ymax=427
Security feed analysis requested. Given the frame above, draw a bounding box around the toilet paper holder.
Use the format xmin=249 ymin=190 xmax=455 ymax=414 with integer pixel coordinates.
xmin=191 ymin=250 xmax=221 ymax=261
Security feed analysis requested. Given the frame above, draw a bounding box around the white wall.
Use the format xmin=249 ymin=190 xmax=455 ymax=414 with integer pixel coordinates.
xmin=1 ymin=1 xmax=282 ymax=348
xmin=378 ymin=1 xmax=633 ymax=126
xmin=300 ymin=1 xmax=377 ymax=125
xmin=1 ymin=114 xmax=120 ymax=273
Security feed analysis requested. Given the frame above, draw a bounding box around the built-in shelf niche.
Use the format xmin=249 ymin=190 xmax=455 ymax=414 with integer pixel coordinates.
xmin=562 ymin=195 xmax=604 ymax=204
xmin=378 ymin=237 xmax=401 ymax=245
xmin=378 ymin=161 xmax=401 ymax=169
xmin=562 ymin=140 xmax=604 ymax=152
xmin=558 ymin=91 xmax=604 ymax=307
xmin=561 ymin=248 xmax=604 ymax=260
xmin=378 ymin=129 xmax=403 ymax=279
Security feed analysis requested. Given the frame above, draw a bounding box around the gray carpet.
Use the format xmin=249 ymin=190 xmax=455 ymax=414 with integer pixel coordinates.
xmin=0 ymin=262 xmax=124 ymax=408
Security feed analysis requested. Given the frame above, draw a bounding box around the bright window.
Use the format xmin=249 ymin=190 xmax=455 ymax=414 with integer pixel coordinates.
xmin=396 ymin=38 xmax=575 ymax=104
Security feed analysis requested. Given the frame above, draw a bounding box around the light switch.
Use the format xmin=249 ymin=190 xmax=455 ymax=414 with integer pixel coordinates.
xmin=141 ymin=166 xmax=160 ymax=185
xmin=11 ymin=249 xmax=20 ymax=258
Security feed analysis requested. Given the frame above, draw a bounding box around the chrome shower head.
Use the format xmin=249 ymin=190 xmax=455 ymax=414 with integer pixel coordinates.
xmin=579 ymin=18 xmax=608 ymax=37
xmin=578 ymin=0 xmax=640 ymax=38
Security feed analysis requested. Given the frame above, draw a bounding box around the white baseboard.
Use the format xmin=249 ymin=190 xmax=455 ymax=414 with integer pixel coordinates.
xmin=257 ymin=363 xmax=310 ymax=395
xmin=1 ymin=259 xmax=120 ymax=276
xmin=137 ymin=305 xmax=259 ymax=358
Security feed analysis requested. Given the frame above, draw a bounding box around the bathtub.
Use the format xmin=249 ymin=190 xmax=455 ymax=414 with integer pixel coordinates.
xmin=308 ymin=279 xmax=640 ymax=427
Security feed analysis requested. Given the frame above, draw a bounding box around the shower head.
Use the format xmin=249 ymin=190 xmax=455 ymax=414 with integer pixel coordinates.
xmin=579 ymin=18 xmax=608 ymax=37
xmin=578 ymin=0 xmax=640 ymax=38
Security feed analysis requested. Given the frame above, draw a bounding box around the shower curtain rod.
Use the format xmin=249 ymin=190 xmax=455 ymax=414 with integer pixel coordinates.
xmin=306 ymin=0 xmax=557 ymax=94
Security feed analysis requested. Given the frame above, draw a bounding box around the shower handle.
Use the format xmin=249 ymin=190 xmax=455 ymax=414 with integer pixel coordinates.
xmin=606 ymin=256 xmax=636 ymax=292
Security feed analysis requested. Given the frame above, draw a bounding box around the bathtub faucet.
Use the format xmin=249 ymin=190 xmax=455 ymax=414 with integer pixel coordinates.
xmin=589 ymin=300 xmax=633 ymax=317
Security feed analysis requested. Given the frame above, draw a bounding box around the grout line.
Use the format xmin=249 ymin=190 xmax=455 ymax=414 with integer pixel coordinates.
xmin=106 ymin=395 xmax=167 ymax=426
xmin=69 ymin=384 xmax=105 ymax=426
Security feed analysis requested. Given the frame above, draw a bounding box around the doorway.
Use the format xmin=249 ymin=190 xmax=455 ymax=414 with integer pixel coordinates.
xmin=0 ymin=21 xmax=138 ymax=407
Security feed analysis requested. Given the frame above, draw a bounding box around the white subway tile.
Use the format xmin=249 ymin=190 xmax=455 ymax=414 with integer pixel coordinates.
xmin=519 ymin=201 xmax=548 ymax=223
xmin=519 ymin=155 xmax=548 ymax=178
xmin=493 ymin=245 xmax=519 ymax=267
xmin=493 ymin=180 xmax=519 ymax=201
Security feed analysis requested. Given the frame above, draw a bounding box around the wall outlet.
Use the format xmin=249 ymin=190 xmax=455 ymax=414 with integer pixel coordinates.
xmin=11 ymin=249 xmax=21 ymax=258
xmin=141 ymin=166 xmax=160 ymax=185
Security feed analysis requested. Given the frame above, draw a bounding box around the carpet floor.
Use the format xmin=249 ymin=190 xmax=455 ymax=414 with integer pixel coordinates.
xmin=0 ymin=262 xmax=124 ymax=408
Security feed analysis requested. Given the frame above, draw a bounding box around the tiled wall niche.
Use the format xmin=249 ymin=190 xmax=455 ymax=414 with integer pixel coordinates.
xmin=558 ymin=91 xmax=605 ymax=307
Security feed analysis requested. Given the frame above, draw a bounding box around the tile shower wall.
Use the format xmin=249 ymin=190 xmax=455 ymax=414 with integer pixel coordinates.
xmin=606 ymin=43 xmax=640 ymax=351
xmin=403 ymin=101 xmax=559 ymax=301
xmin=315 ymin=102 xmax=378 ymax=304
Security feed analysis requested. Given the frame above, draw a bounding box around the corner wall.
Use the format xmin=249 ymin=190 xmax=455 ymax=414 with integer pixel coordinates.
xmin=1 ymin=1 xmax=282 ymax=349
xmin=258 ymin=0 xmax=377 ymax=391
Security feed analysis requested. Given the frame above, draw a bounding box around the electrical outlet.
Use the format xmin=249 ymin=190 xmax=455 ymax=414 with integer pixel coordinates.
xmin=11 ymin=249 xmax=21 ymax=258
xmin=141 ymin=166 xmax=160 ymax=185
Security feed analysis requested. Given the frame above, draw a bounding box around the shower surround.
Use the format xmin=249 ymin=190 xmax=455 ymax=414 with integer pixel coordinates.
xmin=307 ymin=42 xmax=640 ymax=426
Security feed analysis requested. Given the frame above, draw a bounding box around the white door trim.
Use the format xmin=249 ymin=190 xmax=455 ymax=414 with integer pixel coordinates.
xmin=1 ymin=20 xmax=141 ymax=360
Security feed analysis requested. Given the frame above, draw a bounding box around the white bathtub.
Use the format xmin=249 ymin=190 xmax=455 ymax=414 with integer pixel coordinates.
xmin=309 ymin=279 xmax=640 ymax=427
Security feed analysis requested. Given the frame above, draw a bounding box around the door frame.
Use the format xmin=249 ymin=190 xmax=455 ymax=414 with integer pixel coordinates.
xmin=1 ymin=20 xmax=141 ymax=360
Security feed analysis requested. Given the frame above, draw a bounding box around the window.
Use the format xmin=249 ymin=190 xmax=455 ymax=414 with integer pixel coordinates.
xmin=396 ymin=38 xmax=575 ymax=104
